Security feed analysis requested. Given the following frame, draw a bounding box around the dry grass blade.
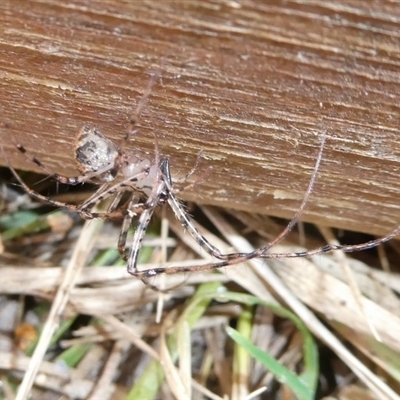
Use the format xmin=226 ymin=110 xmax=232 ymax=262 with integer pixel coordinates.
xmin=100 ymin=314 xmax=160 ymax=361
xmin=159 ymin=314 xmax=191 ymax=400
xmin=318 ymin=225 xmax=381 ymax=342
xmin=87 ymin=339 xmax=131 ymax=400
xmin=15 ymin=216 xmax=105 ymax=400
xmin=0 ymin=351 xmax=95 ymax=398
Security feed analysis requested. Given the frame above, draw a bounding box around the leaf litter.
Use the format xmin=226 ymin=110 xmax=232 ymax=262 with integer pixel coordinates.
xmin=1 ymin=167 xmax=400 ymax=400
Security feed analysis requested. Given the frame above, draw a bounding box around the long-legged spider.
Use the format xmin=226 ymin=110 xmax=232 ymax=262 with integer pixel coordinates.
xmin=7 ymin=81 xmax=400 ymax=284
xmin=9 ymin=126 xmax=400 ymax=284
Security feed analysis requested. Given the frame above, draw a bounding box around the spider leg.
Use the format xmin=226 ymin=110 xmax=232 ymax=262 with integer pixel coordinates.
xmin=126 ymin=193 xmax=172 ymax=293
xmin=171 ymin=150 xmax=213 ymax=193
xmin=167 ymin=191 xmax=241 ymax=259
xmin=89 ymin=191 xmax=145 ymax=221
xmin=9 ymin=163 xmax=149 ymax=220
xmin=117 ymin=194 xmax=142 ymax=261
xmin=253 ymin=134 xmax=326 ymax=256
xmin=126 ymin=205 xmax=156 ymax=275
xmin=106 ymin=190 xmax=126 ymax=214
xmin=158 ymin=157 xmax=232 ymax=260
xmin=75 ymin=181 xmax=130 ymax=218
xmin=126 ymin=203 xmax=177 ymax=293
xmin=259 ymin=223 xmax=400 ymax=259
xmin=132 ymin=253 xmax=245 ymax=278
xmin=8 ymin=164 xmax=83 ymax=213
xmin=119 ymin=70 xmax=161 ymax=152
xmin=173 ymin=149 xmax=204 ymax=185
xmin=174 ymin=135 xmax=325 ymax=259
xmin=127 ymin=204 xmax=178 ymax=293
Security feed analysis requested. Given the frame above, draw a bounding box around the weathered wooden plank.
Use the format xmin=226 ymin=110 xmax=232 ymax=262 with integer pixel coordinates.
xmin=1 ymin=0 xmax=400 ymax=236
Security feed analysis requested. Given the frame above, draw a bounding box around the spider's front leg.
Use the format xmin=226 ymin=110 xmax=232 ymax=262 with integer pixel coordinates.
xmin=125 ymin=206 xmax=156 ymax=273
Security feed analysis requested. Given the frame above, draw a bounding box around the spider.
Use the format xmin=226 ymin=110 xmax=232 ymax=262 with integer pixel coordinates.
xmin=10 ymin=125 xmax=400 ymax=285
xmin=7 ymin=78 xmax=400 ymax=284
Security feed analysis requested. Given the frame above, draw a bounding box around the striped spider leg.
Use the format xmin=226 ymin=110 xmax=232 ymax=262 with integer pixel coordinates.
xmin=126 ymin=135 xmax=400 ymax=280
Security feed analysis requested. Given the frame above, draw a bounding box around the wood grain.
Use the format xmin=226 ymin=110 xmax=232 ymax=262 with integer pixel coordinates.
xmin=1 ymin=0 xmax=400 ymax=236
